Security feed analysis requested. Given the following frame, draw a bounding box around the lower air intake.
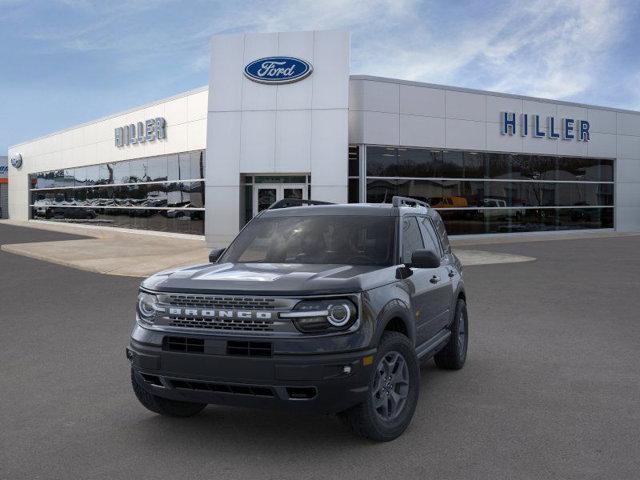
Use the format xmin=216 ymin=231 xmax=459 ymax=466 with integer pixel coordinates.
xmin=226 ymin=341 xmax=272 ymax=357
xmin=170 ymin=379 xmax=274 ymax=397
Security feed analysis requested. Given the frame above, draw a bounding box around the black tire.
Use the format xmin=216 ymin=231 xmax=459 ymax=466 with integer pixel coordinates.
xmin=434 ymin=298 xmax=468 ymax=370
xmin=341 ymin=332 xmax=420 ymax=442
xmin=131 ymin=369 xmax=206 ymax=417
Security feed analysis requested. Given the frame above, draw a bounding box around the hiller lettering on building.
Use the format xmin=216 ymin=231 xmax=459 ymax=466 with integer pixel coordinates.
xmin=115 ymin=117 xmax=166 ymax=147
xmin=500 ymin=112 xmax=590 ymax=141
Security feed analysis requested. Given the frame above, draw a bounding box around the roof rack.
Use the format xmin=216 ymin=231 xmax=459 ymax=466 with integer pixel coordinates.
xmin=391 ymin=196 xmax=430 ymax=209
xmin=268 ymin=198 xmax=334 ymax=210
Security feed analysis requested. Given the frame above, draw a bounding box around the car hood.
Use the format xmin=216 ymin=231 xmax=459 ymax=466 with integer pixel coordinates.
xmin=141 ymin=262 xmax=397 ymax=296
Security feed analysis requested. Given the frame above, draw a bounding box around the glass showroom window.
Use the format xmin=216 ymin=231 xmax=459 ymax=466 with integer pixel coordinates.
xmin=347 ymin=145 xmax=360 ymax=203
xmin=364 ymin=146 xmax=614 ymax=235
xmin=29 ymin=150 xmax=206 ymax=235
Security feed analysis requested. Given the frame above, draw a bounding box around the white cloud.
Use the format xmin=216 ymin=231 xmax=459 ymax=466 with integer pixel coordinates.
xmin=349 ymin=0 xmax=626 ymax=102
xmin=485 ymin=0 xmax=624 ymax=99
xmin=8 ymin=0 xmax=632 ymax=104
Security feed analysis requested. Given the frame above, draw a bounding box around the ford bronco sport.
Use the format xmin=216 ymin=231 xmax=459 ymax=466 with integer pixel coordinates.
xmin=127 ymin=196 xmax=468 ymax=441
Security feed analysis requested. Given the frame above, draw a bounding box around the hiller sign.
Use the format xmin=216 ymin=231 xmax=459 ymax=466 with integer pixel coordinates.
xmin=500 ymin=112 xmax=590 ymax=141
xmin=115 ymin=117 xmax=166 ymax=147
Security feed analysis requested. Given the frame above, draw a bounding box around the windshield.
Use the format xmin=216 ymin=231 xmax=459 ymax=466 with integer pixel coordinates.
xmin=220 ymin=215 xmax=397 ymax=266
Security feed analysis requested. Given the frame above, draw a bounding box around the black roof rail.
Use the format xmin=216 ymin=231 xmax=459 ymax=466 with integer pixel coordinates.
xmin=391 ymin=196 xmax=430 ymax=209
xmin=268 ymin=198 xmax=334 ymax=210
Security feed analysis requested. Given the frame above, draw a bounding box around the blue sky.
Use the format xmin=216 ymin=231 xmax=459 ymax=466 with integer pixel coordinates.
xmin=2 ymin=0 xmax=639 ymax=153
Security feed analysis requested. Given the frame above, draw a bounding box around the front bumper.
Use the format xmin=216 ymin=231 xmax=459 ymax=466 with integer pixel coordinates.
xmin=128 ymin=331 xmax=376 ymax=414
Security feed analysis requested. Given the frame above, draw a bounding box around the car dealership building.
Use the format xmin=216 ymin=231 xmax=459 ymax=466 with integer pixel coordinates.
xmin=7 ymin=30 xmax=640 ymax=246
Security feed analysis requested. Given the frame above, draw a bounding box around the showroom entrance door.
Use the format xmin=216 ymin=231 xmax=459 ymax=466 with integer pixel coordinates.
xmin=253 ymin=183 xmax=308 ymax=216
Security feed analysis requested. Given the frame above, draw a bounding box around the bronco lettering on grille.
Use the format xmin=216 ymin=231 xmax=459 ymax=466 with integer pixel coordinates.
xmin=167 ymin=308 xmax=273 ymax=320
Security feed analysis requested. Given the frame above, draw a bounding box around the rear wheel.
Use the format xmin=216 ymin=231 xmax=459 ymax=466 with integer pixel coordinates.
xmin=131 ymin=369 xmax=206 ymax=417
xmin=434 ymin=298 xmax=468 ymax=370
xmin=341 ymin=332 xmax=419 ymax=442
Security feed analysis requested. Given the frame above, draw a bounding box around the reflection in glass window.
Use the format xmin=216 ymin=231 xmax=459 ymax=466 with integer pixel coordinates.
xmin=29 ymin=150 xmax=206 ymax=235
xmin=148 ymin=155 xmax=168 ymax=182
xmin=441 ymin=151 xmax=464 ymax=178
xmin=348 ymin=178 xmax=359 ymax=203
xmin=178 ymin=152 xmax=201 ymax=180
xmin=418 ymin=217 xmax=441 ymax=255
xmin=144 ymin=184 xmax=168 ymax=207
xmin=53 ymin=170 xmax=66 ymax=188
xmin=74 ymin=167 xmax=86 ymax=187
xmin=36 ymin=172 xmax=55 ymax=189
xmin=401 ymin=217 xmax=424 ymax=264
xmin=366 ymin=179 xmax=397 ymax=203
xmin=112 ymin=161 xmax=130 ymax=184
xmin=30 ymin=208 xmax=205 ymax=235
xmin=432 ymin=213 xmax=451 ymax=253
xmin=367 ymin=147 xmax=398 ymax=177
xmin=191 ymin=151 xmax=205 ymax=180
xmin=167 ymin=154 xmax=180 ymax=181
xmin=463 ymin=152 xmax=487 ymax=178
xmin=188 ymin=181 xmax=205 ymax=208
xmin=99 ymin=163 xmax=113 ymax=185
xmin=437 ymin=207 xmax=613 ymax=235
xmin=129 ymin=159 xmax=148 ymax=183
xmin=397 ymin=149 xmax=442 ymax=177
xmin=348 ymin=146 xmax=359 ymax=177
xmin=221 ymin=216 xmax=396 ymax=266
xmin=486 ymin=153 xmax=510 ymax=178
xmin=85 ymin=165 xmax=99 ymax=185
xmin=364 ymin=146 xmax=615 ymax=235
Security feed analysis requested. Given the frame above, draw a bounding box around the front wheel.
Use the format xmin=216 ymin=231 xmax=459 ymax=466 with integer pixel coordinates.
xmin=434 ymin=298 xmax=468 ymax=370
xmin=341 ymin=332 xmax=420 ymax=442
xmin=131 ymin=369 xmax=206 ymax=417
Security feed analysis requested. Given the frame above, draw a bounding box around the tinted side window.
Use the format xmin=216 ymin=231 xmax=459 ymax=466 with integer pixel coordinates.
xmin=419 ymin=217 xmax=442 ymax=256
xmin=401 ymin=217 xmax=424 ymax=264
xmin=432 ymin=213 xmax=451 ymax=253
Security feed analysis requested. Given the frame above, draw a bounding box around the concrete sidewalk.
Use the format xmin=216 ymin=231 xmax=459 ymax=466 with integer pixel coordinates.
xmin=0 ymin=220 xmax=210 ymax=277
xmin=0 ymin=219 xmax=535 ymax=277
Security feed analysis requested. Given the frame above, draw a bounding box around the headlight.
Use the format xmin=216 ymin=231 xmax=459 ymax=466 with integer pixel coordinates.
xmin=137 ymin=291 xmax=159 ymax=324
xmin=281 ymin=299 xmax=358 ymax=333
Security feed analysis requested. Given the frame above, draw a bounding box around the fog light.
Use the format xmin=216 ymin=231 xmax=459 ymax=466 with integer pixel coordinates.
xmin=342 ymin=365 xmax=352 ymax=375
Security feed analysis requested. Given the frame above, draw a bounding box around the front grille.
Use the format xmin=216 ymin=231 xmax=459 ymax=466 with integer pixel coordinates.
xmin=170 ymin=379 xmax=274 ymax=397
xmin=227 ymin=340 xmax=272 ymax=357
xmin=163 ymin=336 xmax=204 ymax=353
xmin=167 ymin=316 xmax=274 ymax=332
xmin=153 ymin=294 xmax=299 ymax=334
xmin=165 ymin=294 xmax=277 ymax=310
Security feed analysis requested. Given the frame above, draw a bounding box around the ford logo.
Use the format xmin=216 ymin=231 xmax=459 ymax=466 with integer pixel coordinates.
xmin=244 ymin=56 xmax=313 ymax=84
xmin=10 ymin=153 xmax=23 ymax=169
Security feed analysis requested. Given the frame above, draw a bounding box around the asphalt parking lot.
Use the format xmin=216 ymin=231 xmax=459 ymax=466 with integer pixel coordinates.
xmin=1 ymin=224 xmax=639 ymax=480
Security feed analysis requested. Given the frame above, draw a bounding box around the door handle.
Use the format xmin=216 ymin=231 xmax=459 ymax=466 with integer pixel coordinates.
xmin=430 ymin=275 xmax=440 ymax=284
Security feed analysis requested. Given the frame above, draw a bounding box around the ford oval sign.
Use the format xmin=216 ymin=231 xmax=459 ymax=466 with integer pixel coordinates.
xmin=244 ymin=56 xmax=313 ymax=84
xmin=10 ymin=153 xmax=23 ymax=169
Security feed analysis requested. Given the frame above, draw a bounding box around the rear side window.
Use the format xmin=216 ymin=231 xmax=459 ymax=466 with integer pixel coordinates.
xmin=432 ymin=213 xmax=451 ymax=253
xmin=401 ymin=217 xmax=424 ymax=264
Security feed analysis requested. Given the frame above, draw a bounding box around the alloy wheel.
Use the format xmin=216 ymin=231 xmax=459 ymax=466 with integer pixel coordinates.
xmin=372 ymin=351 xmax=410 ymax=421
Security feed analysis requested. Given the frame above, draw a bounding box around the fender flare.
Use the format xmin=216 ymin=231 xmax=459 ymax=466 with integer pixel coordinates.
xmin=374 ymin=299 xmax=416 ymax=346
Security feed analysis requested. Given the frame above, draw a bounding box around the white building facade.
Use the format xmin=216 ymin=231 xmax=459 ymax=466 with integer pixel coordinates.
xmin=7 ymin=30 xmax=640 ymax=246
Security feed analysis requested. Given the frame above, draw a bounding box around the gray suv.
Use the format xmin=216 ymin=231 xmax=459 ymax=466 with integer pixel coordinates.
xmin=127 ymin=196 xmax=468 ymax=441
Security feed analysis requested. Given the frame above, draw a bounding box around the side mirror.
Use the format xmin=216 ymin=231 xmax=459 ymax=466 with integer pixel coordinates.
xmin=410 ymin=249 xmax=440 ymax=269
xmin=208 ymin=248 xmax=225 ymax=263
